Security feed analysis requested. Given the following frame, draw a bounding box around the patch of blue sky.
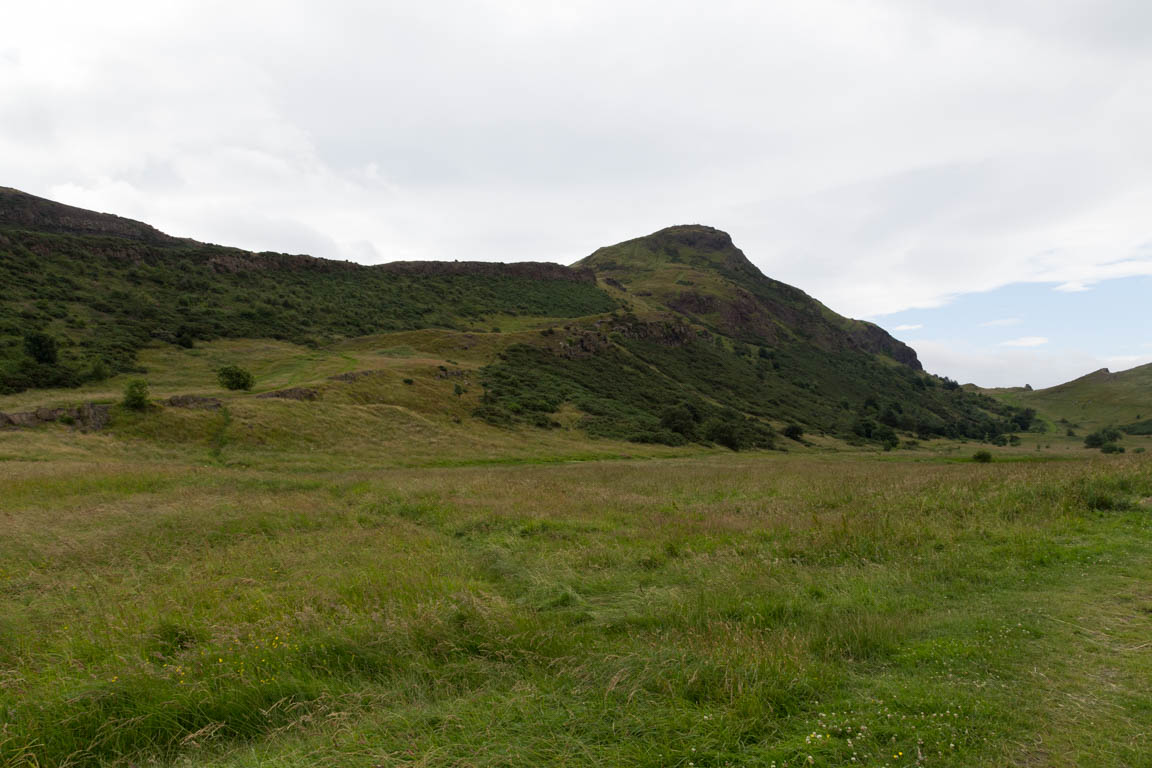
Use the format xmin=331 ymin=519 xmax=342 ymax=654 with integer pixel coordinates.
xmin=868 ymin=276 xmax=1151 ymax=387
xmin=874 ymin=276 xmax=1150 ymax=355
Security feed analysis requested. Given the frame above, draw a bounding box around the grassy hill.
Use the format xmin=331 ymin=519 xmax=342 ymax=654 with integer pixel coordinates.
xmin=982 ymin=364 xmax=1152 ymax=436
xmin=1 ymin=191 xmax=1036 ymax=452
xmin=0 ymin=188 xmax=616 ymax=393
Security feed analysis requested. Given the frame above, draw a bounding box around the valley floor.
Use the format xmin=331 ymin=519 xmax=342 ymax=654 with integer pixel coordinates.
xmin=1 ymin=444 xmax=1150 ymax=767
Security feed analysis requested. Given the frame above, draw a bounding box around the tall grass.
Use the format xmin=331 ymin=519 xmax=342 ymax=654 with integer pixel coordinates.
xmin=1 ymin=453 xmax=1150 ymax=766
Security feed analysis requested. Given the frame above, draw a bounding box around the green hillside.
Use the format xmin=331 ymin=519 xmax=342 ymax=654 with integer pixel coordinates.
xmin=983 ymin=364 xmax=1152 ymax=434
xmin=0 ymin=188 xmax=616 ymax=394
xmin=1 ymin=191 xmax=1035 ymax=451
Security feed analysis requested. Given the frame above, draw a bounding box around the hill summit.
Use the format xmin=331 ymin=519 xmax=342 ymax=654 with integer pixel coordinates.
xmin=577 ymin=224 xmax=921 ymax=369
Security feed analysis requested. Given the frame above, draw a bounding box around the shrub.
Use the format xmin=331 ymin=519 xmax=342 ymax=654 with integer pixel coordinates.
xmin=704 ymin=418 xmax=747 ymax=451
xmin=122 ymin=380 xmax=150 ymax=411
xmin=660 ymin=404 xmax=698 ymax=438
xmin=23 ymin=332 xmax=58 ymax=364
xmin=403 ymin=378 xmax=414 ymax=385
xmin=86 ymin=359 xmax=110 ymax=382
xmin=1100 ymin=443 xmax=1125 ymax=454
xmin=175 ymin=326 xmax=196 ymax=348
xmin=217 ymin=365 xmax=254 ymax=391
xmin=972 ymin=450 xmax=992 ymax=463
xmin=1084 ymin=428 xmax=1122 ymax=449
xmin=783 ymin=424 xmax=804 ymax=441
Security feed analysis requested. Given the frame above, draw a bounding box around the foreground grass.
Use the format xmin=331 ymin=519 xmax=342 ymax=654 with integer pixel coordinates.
xmin=1 ymin=452 xmax=1150 ymax=767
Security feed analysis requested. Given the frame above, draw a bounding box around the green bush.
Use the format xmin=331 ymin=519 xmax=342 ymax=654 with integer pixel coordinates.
xmin=1084 ymin=428 xmax=1122 ymax=448
xmin=783 ymin=424 xmax=804 ymax=441
xmin=217 ymin=365 xmax=254 ymax=391
xmin=972 ymin=450 xmax=992 ymax=463
xmin=23 ymin=332 xmax=58 ymax=364
xmin=122 ymin=380 xmax=150 ymax=411
xmin=659 ymin=404 xmax=699 ymax=439
xmin=1100 ymin=443 xmax=1125 ymax=454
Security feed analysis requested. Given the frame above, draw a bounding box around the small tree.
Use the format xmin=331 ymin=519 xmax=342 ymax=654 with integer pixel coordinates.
xmin=23 ymin=332 xmax=58 ymax=365
xmin=122 ymin=380 xmax=150 ymax=411
xmin=217 ymin=365 xmax=254 ymax=391
xmin=783 ymin=424 xmax=804 ymax=441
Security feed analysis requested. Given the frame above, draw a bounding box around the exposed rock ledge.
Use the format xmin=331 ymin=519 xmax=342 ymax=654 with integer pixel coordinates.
xmin=0 ymin=403 xmax=111 ymax=431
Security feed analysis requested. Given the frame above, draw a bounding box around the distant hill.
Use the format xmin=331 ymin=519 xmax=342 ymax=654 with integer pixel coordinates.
xmin=1 ymin=189 xmax=1030 ymax=449
xmin=982 ymin=364 xmax=1152 ymax=434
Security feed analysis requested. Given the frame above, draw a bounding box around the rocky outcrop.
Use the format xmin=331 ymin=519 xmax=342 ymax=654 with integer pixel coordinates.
xmin=255 ymin=387 xmax=320 ymax=401
xmin=0 ymin=402 xmax=110 ymax=431
xmin=555 ymin=318 xmax=702 ymax=359
xmin=166 ymin=395 xmax=223 ymax=409
xmin=847 ymin=322 xmax=923 ymax=370
xmin=328 ymin=370 xmax=386 ymax=383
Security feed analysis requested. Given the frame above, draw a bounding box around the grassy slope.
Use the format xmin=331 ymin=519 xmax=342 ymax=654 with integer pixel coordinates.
xmin=0 ymin=226 xmax=616 ymax=390
xmin=0 ymin=333 xmax=716 ymax=471
xmin=983 ymin=364 xmax=1152 ymax=433
xmin=1 ymin=439 xmax=1150 ymax=767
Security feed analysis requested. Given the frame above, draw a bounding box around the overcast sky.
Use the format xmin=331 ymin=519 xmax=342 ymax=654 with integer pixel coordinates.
xmin=3 ymin=0 xmax=1151 ymax=387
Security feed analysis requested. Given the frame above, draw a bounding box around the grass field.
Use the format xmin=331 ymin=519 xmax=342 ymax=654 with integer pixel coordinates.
xmin=3 ymin=336 xmax=1152 ymax=767
xmin=2 ymin=437 xmax=1150 ymax=767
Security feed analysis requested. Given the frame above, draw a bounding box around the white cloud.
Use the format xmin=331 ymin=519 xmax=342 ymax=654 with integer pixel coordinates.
xmin=2 ymin=0 xmax=1151 ymax=319
xmin=1000 ymin=336 xmax=1049 ymax=347
xmin=915 ymin=340 xmax=1148 ymax=388
xmin=892 ymin=323 xmax=923 ymax=331
xmin=980 ymin=317 xmax=1022 ymax=327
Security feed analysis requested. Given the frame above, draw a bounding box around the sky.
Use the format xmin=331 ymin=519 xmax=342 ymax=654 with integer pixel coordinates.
xmin=2 ymin=0 xmax=1150 ymax=387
